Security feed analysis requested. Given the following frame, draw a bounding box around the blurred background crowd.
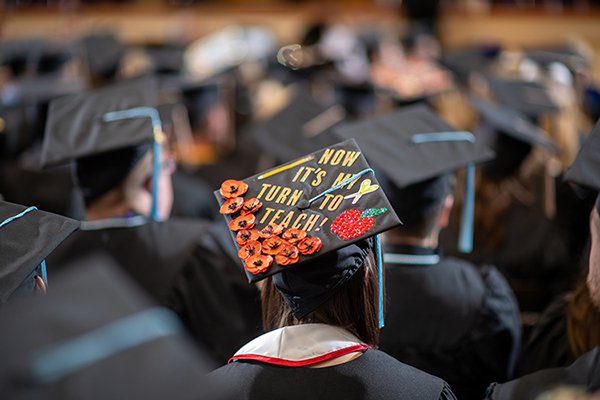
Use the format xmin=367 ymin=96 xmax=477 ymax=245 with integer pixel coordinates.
xmin=1 ymin=0 xmax=600 ymax=399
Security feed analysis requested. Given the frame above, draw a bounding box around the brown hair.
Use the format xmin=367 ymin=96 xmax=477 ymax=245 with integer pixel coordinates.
xmin=261 ymin=251 xmax=381 ymax=347
xmin=566 ymin=282 xmax=600 ymax=359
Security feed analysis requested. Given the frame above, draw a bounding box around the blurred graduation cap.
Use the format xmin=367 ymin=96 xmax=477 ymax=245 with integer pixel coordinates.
xmin=440 ymin=45 xmax=501 ymax=84
xmin=214 ymin=139 xmax=400 ymax=324
xmin=1 ymin=75 xmax=87 ymax=156
xmin=41 ymin=76 xmax=166 ymax=220
xmin=486 ymin=77 xmax=559 ymax=120
xmin=251 ymin=90 xmax=345 ymax=163
xmin=523 ymin=44 xmax=589 ymax=75
xmin=79 ymin=32 xmax=126 ymax=81
xmin=0 ymin=39 xmax=43 ymax=77
xmin=143 ymin=43 xmax=185 ymax=75
xmin=0 ymin=200 xmax=79 ymax=305
xmin=470 ymin=96 xmax=558 ymax=180
xmin=564 ymin=118 xmax=600 ymax=214
xmin=0 ymin=254 xmax=213 ymax=399
xmin=333 ymin=104 xmax=494 ymax=253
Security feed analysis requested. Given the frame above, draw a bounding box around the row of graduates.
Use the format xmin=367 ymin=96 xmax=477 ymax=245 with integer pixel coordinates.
xmin=1 ymin=25 xmax=600 ymax=399
xmin=2 ymin=72 xmax=597 ymax=398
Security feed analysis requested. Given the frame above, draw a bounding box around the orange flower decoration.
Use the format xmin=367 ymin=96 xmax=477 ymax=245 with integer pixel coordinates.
xmin=244 ymin=254 xmax=273 ymax=275
xmin=240 ymin=198 xmax=262 ymax=215
xmin=219 ymin=197 xmax=244 ymax=215
xmin=220 ymin=179 xmax=248 ymax=199
xmin=229 ymin=214 xmax=256 ymax=232
xmin=275 ymin=245 xmax=300 ymax=266
xmin=282 ymin=228 xmax=307 ymax=244
xmin=297 ymin=236 xmax=323 ymax=255
xmin=236 ymin=229 xmax=260 ymax=246
xmin=259 ymin=223 xmax=284 ymax=239
xmin=262 ymin=236 xmax=286 ymax=255
xmin=238 ymin=240 xmax=262 ymax=260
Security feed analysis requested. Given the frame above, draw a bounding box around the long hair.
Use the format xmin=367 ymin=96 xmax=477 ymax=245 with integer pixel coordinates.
xmin=566 ymin=281 xmax=600 ymax=359
xmin=261 ymin=250 xmax=381 ymax=347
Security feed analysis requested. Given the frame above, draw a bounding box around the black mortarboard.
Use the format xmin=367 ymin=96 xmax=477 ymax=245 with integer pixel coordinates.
xmin=144 ymin=42 xmax=185 ymax=75
xmin=0 ymin=39 xmax=43 ymax=77
xmin=214 ymin=139 xmax=400 ymax=321
xmin=79 ymin=32 xmax=126 ymax=80
xmin=1 ymin=75 xmax=87 ymax=155
xmin=523 ymin=44 xmax=589 ymax=75
xmin=470 ymin=96 xmax=558 ymax=150
xmin=0 ymin=254 xmax=213 ymax=399
xmin=41 ymin=76 xmax=157 ymax=166
xmin=440 ymin=45 xmax=501 ymax=84
xmin=0 ymin=201 xmax=79 ymax=304
xmin=486 ymin=77 xmax=559 ymax=119
xmin=564 ymin=118 xmax=600 ymax=214
xmin=470 ymin=96 xmax=558 ymax=180
xmin=41 ymin=76 xmax=166 ymax=219
xmin=251 ymin=90 xmax=345 ymax=163
xmin=333 ymin=104 xmax=494 ymax=252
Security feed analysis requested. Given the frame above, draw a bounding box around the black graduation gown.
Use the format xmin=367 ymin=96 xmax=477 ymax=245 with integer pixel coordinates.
xmin=486 ymin=347 xmax=600 ymax=400
xmin=208 ymin=349 xmax=456 ymax=400
xmin=47 ymin=217 xmax=259 ymax=363
xmin=441 ymin=176 xmax=592 ymax=313
xmin=516 ymin=296 xmax=571 ymax=376
xmin=380 ymin=244 xmax=522 ymax=400
xmin=170 ymin=170 xmax=221 ymax=220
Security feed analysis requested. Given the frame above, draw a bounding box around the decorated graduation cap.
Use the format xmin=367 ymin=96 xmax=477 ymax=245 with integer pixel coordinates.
xmin=333 ymin=104 xmax=494 ymax=253
xmin=564 ymin=118 xmax=600 ymax=214
xmin=486 ymin=77 xmax=559 ymax=119
xmin=0 ymin=201 xmax=79 ymax=305
xmin=470 ymin=96 xmax=559 ymax=180
xmin=41 ymin=76 xmax=167 ymax=221
xmin=0 ymin=254 xmax=212 ymax=399
xmin=215 ymin=139 xmax=400 ymax=325
xmin=251 ymin=90 xmax=345 ymax=163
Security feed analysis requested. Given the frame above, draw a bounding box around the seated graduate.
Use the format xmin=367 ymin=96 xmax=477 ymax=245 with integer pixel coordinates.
xmin=208 ymin=139 xmax=456 ymax=400
xmin=40 ymin=76 xmax=260 ymax=363
xmin=0 ymin=200 xmax=79 ymax=305
xmin=518 ymin=118 xmax=600 ymax=376
xmin=334 ymin=104 xmax=521 ymax=400
xmin=443 ymin=96 xmax=590 ymax=314
xmin=485 ymin=346 xmax=600 ymax=400
xmin=0 ymin=253 xmax=213 ymax=400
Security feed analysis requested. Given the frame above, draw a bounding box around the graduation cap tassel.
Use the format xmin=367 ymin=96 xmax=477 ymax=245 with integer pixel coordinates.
xmin=410 ymin=131 xmax=478 ymax=254
xmin=39 ymin=259 xmax=48 ymax=288
xmin=458 ymin=163 xmax=475 ymax=253
xmin=374 ymin=234 xmax=385 ymax=329
xmin=102 ymin=107 xmax=165 ymax=222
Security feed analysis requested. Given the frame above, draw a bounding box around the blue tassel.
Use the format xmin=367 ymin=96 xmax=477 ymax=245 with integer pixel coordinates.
xmin=375 ymin=234 xmax=384 ymax=329
xmin=458 ymin=163 xmax=475 ymax=253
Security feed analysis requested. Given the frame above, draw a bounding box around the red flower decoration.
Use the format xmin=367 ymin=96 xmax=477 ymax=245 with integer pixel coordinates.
xmin=275 ymin=245 xmax=300 ymax=266
xmin=240 ymin=198 xmax=262 ymax=215
xmin=229 ymin=213 xmax=256 ymax=232
xmin=282 ymin=228 xmax=307 ymax=244
xmin=259 ymin=223 xmax=284 ymax=239
xmin=330 ymin=208 xmax=387 ymax=241
xmin=219 ymin=197 xmax=244 ymax=215
xmin=297 ymin=236 xmax=323 ymax=255
xmin=236 ymin=229 xmax=260 ymax=246
xmin=220 ymin=179 xmax=248 ymax=199
xmin=238 ymin=240 xmax=262 ymax=260
xmin=262 ymin=236 xmax=286 ymax=255
xmin=244 ymin=254 xmax=273 ymax=275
